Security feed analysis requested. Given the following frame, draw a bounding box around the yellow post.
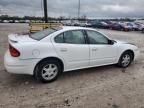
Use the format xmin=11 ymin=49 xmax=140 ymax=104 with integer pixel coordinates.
xmin=29 ymin=23 xmax=62 ymax=33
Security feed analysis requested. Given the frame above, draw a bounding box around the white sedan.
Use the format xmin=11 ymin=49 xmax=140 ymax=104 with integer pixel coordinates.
xmin=4 ymin=26 xmax=139 ymax=83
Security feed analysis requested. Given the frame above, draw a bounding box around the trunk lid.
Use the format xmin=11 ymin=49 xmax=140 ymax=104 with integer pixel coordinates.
xmin=8 ymin=34 xmax=37 ymax=43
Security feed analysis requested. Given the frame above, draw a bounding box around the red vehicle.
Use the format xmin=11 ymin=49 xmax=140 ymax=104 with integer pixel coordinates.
xmin=110 ymin=23 xmax=131 ymax=31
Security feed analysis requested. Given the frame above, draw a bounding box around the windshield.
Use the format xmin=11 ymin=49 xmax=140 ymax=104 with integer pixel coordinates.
xmin=30 ymin=27 xmax=62 ymax=40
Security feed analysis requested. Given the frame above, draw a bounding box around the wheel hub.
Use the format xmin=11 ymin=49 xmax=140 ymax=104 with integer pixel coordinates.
xmin=122 ymin=54 xmax=131 ymax=67
xmin=42 ymin=64 xmax=58 ymax=80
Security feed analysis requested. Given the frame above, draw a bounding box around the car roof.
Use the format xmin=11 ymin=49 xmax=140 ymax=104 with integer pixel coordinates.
xmin=41 ymin=26 xmax=110 ymax=41
xmin=60 ymin=26 xmax=95 ymax=31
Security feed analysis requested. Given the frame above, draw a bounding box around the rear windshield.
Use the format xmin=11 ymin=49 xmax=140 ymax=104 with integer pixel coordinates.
xmin=30 ymin=27 xmax=62 ymax=40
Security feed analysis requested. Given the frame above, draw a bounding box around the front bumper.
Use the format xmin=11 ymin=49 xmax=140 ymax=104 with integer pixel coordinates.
xmin=134 ymin=49 xmax=140 ymax=61
xmin=4 ymin=51 xmax=40 ymax=75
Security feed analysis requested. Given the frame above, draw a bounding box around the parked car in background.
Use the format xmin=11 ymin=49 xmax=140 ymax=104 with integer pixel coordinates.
xmin=4 ymin=26 xmax=139 ymax=83
xmin=135 ymin=23 xmax=144 ymax=32
xmin=80 ymin=22 xmax=91 ymax=27
xmin=101 ymin=22 xmax=110 ymax=29
xmin=62 ymin=20 xmax=72 ymax=26
xmin=110 ymin=23 xmax=131 ymax=31
xmin=121 ymin=23 xmax=133 ymax=31
xmin=71 ymin=20 xmax=81 ymax=26
xmin=140 ymin=25 xmax=144 ymax=33
xmin=110 ymin=23 xmax=121 ymax=31
xmin=124 ymin=22 xmax=139 ymax=31
xmin=89 ymin=21 xmax=109 ymax=29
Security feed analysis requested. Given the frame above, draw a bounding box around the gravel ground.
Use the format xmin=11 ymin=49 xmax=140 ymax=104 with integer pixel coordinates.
xmin=0 ymin=23 xmax=144 ymax=108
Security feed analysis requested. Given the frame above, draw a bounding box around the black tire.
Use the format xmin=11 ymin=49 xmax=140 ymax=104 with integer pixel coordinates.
xmin=120 ymin=28 xmax=124 ymax=31
xmin=142 ymin=29 xmax=144 ymax=33
xmin=118 ymin=51 xmax=134 ymax=68
xmin=34 ymin=60 xmax=62 ymax=83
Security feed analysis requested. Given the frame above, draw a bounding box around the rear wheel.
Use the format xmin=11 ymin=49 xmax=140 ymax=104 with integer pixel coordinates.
xmin=34 ymin=60 xmax=62 ymax=83
xmin=118 ymin=51 xmax=134 ymax=68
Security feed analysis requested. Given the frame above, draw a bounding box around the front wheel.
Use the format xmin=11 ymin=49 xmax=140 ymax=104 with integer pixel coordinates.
xmin=118 ymin=52 xmax=134 ymax=68
xmin=34 ymin=60 xmax=62 ymax=83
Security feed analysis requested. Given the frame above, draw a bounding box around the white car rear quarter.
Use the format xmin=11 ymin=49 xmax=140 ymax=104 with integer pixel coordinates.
xmin=5 ymin=35 xmax=62 ymax=75
xmin=4 ymin=26 xmax=139 ymax=76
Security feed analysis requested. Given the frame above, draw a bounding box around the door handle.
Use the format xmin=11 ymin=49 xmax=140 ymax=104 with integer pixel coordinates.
xmin=92 ymin=48 xmax=98 ymax=51
xmin=60 ymin=48 xmax=67 ymax=52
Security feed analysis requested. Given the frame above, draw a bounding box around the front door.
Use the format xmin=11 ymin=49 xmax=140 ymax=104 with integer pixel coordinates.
xmin=86 ymin=30 xmax=117 ymax=66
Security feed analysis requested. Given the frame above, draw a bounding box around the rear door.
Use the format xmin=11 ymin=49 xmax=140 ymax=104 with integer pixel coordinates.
xmin=53 ymin=30 xmax=89 ymax=71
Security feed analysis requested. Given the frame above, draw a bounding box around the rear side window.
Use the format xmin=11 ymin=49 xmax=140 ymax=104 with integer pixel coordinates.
xmin=55 ymin=30 xmax=85 ymax=44
xmin=55 ymin=33 xmax=64 ymax=43
xmin=30 ymin=27 xmax=62 ymax=40
xmin=64 ymin=30 xmax=85 ymax=44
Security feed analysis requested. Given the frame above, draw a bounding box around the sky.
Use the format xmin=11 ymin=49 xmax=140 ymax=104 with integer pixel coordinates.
xmin=0 ymin=0 xmax=144 ymax=18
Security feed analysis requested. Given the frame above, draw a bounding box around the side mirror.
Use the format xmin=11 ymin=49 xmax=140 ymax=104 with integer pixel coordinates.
xmin=108 ymin=40 xmax=115 ymax=45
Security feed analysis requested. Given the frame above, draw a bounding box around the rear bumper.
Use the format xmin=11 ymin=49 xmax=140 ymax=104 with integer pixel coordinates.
xmin=4 ymin=51 xmax=40 ymax=75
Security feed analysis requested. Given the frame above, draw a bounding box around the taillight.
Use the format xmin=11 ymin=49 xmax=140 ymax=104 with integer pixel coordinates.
xmin=9 ymin=44 xmax=20 ymax=57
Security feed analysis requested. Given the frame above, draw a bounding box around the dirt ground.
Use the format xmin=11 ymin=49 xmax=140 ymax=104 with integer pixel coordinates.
xmin=0 ymin=23 xmax=144 ymax=108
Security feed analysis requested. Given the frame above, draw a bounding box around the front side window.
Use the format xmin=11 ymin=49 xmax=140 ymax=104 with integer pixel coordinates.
xmin=86 ymin=30 xmax=109 ymax=44
xmin=55 ymin=30 xmax=85 ymax=44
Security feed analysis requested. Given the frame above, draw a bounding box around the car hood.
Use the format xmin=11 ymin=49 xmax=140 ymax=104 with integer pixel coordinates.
xmin=115 ymin=40 xmax=135 ymax=45
xmin=115 ymin=40 xmax=129 ymax=44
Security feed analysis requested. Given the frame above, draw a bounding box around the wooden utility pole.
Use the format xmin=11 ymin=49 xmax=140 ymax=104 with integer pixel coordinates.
xmin=43 ymin=0 xmax=48 ymax=23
